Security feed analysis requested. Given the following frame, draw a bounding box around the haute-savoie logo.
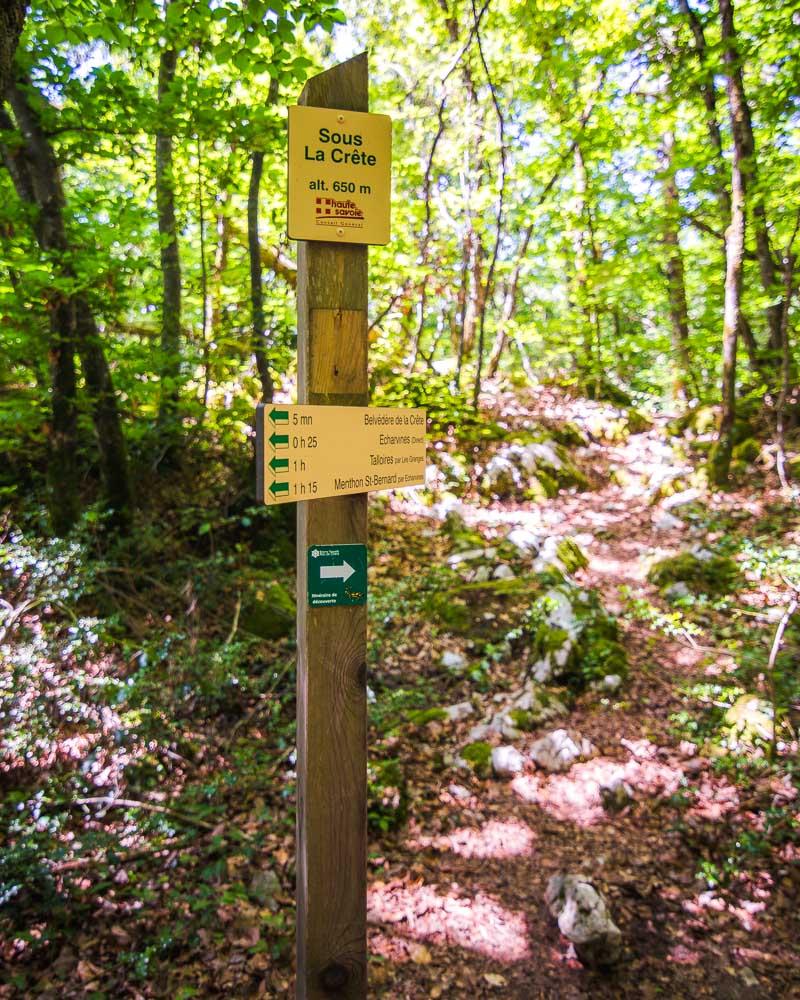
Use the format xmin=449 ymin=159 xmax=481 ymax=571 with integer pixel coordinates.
xmin=315 ymin=196 xmax=365 ymax=228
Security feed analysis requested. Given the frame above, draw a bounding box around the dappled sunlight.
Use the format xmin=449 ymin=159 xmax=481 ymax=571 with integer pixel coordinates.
xmin=405 ymin=819 xmax=535 ymax=860
xmin=367 ymin=880 xmax=530 ymax=962
xmin=668 ymin=943 xmax=702 ymax=965
xmin=688 ymin=776 xmax=739 ymax=820
xmin=510 ymin=753 xmax=684 ymax=826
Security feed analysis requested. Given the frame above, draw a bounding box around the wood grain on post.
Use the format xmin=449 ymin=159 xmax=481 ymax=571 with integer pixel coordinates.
xmin=295 ymin=53 xmax=369 ymax=1000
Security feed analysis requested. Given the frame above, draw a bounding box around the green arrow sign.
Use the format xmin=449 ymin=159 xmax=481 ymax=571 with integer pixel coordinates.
xmin=307 ymin=544 xmax=367 ymax=607
xmin=269 ymin=456 xmax=289 ymax=473
xmin=269 ymin=481 xmax=289 ymax=497
xmin=269 ymin=407 xmax=289 ymax=424
xmin=269 ymin=432 xmax=289 ymax=449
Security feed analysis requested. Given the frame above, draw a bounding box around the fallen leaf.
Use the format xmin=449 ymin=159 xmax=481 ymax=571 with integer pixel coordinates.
xmin=484 ymin=973 xmax=507 ymax=987
xmin=410 ymin=943 xmax=432 ymax=965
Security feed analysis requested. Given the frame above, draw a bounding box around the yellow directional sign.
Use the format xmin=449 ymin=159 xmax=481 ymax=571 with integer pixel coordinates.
xmin=287 ymin=105 xmax=391 ymax=245
xmin=255 ymin=404 xmax=426 ymax=505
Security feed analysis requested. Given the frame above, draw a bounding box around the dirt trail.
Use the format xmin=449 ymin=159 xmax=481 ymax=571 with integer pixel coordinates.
xmin=366 ymin=413 xmax=799 ymax=998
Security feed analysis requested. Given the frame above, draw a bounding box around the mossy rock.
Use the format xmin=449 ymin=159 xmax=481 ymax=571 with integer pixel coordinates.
xmin=480 ymin=439 xmax=588 ymax=501
xmin=546 ymin=421 xmax=588 ymax=448
xmin=461 ymin=741 xmax=492 ymax=777
xmin=508 ymin=708 xmax=535 ymax=731
xmin=240 ymin=581 xmax=295 ymax=640
xmin=525 ymin=470 xmax=559 ymax=500
xmin=584 ymin=376 xmax=634 ymax=408
xmin=423 ymin=592 xmax=472 ymax=633
xmin=527 ymin=584 xmax=627 ymax=690
xmin=724 ymin=694 xmax=773 ymax=746
xmin=406 ymin=707 xmax=448 ymax=726
xmin=667 ymin=404 xmax=718 ymax=438
xmin=625 ymin=408 xmax=652 ymax=434
xmin=647 ymin=551 xmax=740 ymax=596
xmin=556 ymin=538 xmax=589 ymax=574
xmin=732 ymin=438 xmax=760 ymax=463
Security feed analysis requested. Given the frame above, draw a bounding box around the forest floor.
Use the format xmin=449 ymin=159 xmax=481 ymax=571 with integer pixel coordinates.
xmin=1 ymin=385 xmax=799 ymax=998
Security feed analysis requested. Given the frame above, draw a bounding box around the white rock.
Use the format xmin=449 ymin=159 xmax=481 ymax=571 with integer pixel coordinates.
xmin=528 ymin=729 xmax=596 ymax=773
xmin=448 ymin=547 xmax=492 ymax=566
xmin=445 ymin=701 xmax=474 ymax=722
xmin=472 ymin=565 xmax=491 ymax=582
xmin=366 ymin=686 xmax=376 ymax=704
xmin=491 ymin=745 xmax=525 ymax=779
xmin=441 ymin=650 xmax=467 ymax=670
xmin=663 ymin=581 xmax=691 ymax=601
xmin=599 ymin=776 xmax=634 ymax=812
xmin=447 ymin=783 xmax=471 ymax=800
xmin=545 ymin=874 xmax=622 ymax=968
xmin=601 ymin=674 xmax=622 ymax=693
xmin=507 ymin=527 xmax=541 ymax=554
xmin=520 ymin=440 xmax=563 ymax=472
xmin=652 ymin=511 xmax=683 ymax=532
xmin=662 ymin=488 xmax=701 ymax=511
xmin=492 ymin=564 xmax=515 ymax=580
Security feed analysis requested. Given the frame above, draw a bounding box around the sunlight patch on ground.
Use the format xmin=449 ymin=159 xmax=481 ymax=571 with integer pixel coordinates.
xmin=405 ymin=819 xmax=535 ymax=859
xmin=367 ymin=881 xmax=530 ymax=962
xmin=510 ymin=754 xmax=684 ymax=826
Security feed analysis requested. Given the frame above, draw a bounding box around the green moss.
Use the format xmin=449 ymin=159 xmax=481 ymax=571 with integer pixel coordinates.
xmin=406 ymin=707 xmax=448 ymax=726
xmin=508 ymin=708 xmax=535 ymax=731
xmin=461 ymin=741 xmax=492 ymax=776
xmin=239 ymin=581 xmax=295 ymax=640
xmin=648 ymin=551 xmax=740 ymax=596
xmin=368 ymin=758 xmax=408 ymax=833
xmin=423 ymin=592 xmax=472 ymax=632
xmin=556 ymin=538 xmax=589 ymax=573
xmin=547 ymin=421 xmax=588 ymax=448
xmin=667 ymin=404 xmax=718 ymax=438
xmin=527 ymin=585 xmax=627 ymax=690
xmin=525 ymin=470 xmax=559 ymax=500
xmin=732 ymin=438 xmax=760 ymax=463
xmin=625 ymin=408 xmax=652 ymax=434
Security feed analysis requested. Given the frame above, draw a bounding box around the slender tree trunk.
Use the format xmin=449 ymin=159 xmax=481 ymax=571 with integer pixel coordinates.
xmin=486 ymin=224 xmax=533 ymax=378
xmin=45 ymin=300 xmax=80 ymax=534
xmin=155 ymin=35 xmax=182 ymax=446
xmin=679 ymin=0 xmax=767 ymax=380
xmin=718 ymin=0 xmax=781 ymax=358
xmin=2 ymin=79 xmax=132 ymax=529
xmin=572 ymin=143 xmax=598 ymax=389
xmin=712 ymin=0 xmax=749 ymax=487
xmin=248 ymin=149 xmax=273 ymax=403
xmin=660 ymin=132 xmax=695 ymax=402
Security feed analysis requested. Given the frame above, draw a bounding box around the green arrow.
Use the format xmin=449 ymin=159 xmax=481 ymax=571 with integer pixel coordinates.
xmin=269 ymin=432 xmax=289 ymax=449
xmin=269 ymin=456 xmax=289 ymax=472
xmin=269 ymin=481 xmax=289 ymax=497
xmin=270 ymin=407 xmax=289 ymax=424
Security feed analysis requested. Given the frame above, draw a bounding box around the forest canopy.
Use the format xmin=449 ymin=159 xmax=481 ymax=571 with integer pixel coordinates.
xmin=1 ymin=1 xmax=799 ymax=997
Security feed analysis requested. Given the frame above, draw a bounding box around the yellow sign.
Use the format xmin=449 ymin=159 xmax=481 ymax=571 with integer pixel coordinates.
xmin=256 ymin=404 xmax=425 ymax=505
xmin=287 ymin=105 xmax=391 ymax=245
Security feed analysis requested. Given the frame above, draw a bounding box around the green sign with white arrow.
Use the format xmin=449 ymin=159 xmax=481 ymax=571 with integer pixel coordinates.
xmin=307 ymin=544 xmax=367 ymax=608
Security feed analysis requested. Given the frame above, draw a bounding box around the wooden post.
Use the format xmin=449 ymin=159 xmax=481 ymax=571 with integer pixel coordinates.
xmin=295 ymin=53 xmax=369 ymax=999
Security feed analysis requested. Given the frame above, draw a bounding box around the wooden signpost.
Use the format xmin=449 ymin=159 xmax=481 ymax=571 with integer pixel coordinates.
xmin=256 ymin=52 xmax=424 ymax=998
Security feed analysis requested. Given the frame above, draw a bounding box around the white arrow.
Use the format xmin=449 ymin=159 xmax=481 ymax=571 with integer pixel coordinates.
xmin=319 ymin=560 xmax=355 ymax=582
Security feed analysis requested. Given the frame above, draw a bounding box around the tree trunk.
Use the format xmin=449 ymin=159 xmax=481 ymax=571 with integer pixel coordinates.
xmin=572 ymin=143 xmax=599 ymax=389
xmin=660 ymin=132 xmax=695 ymax=402
xmin=248 ymin=149 xmax=273 ymax=403
xmin=2 ymin=79 xmax=132 ymax=529
xmin=486 ymin=224 xmax=533 ymax=378
xmin=712 ymin=0 xmax=749 ymax=487
xmin=0 ymin=0 xmax=26 ymax=100
xmin=155 ymin=35 xmax=182 ymax=446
